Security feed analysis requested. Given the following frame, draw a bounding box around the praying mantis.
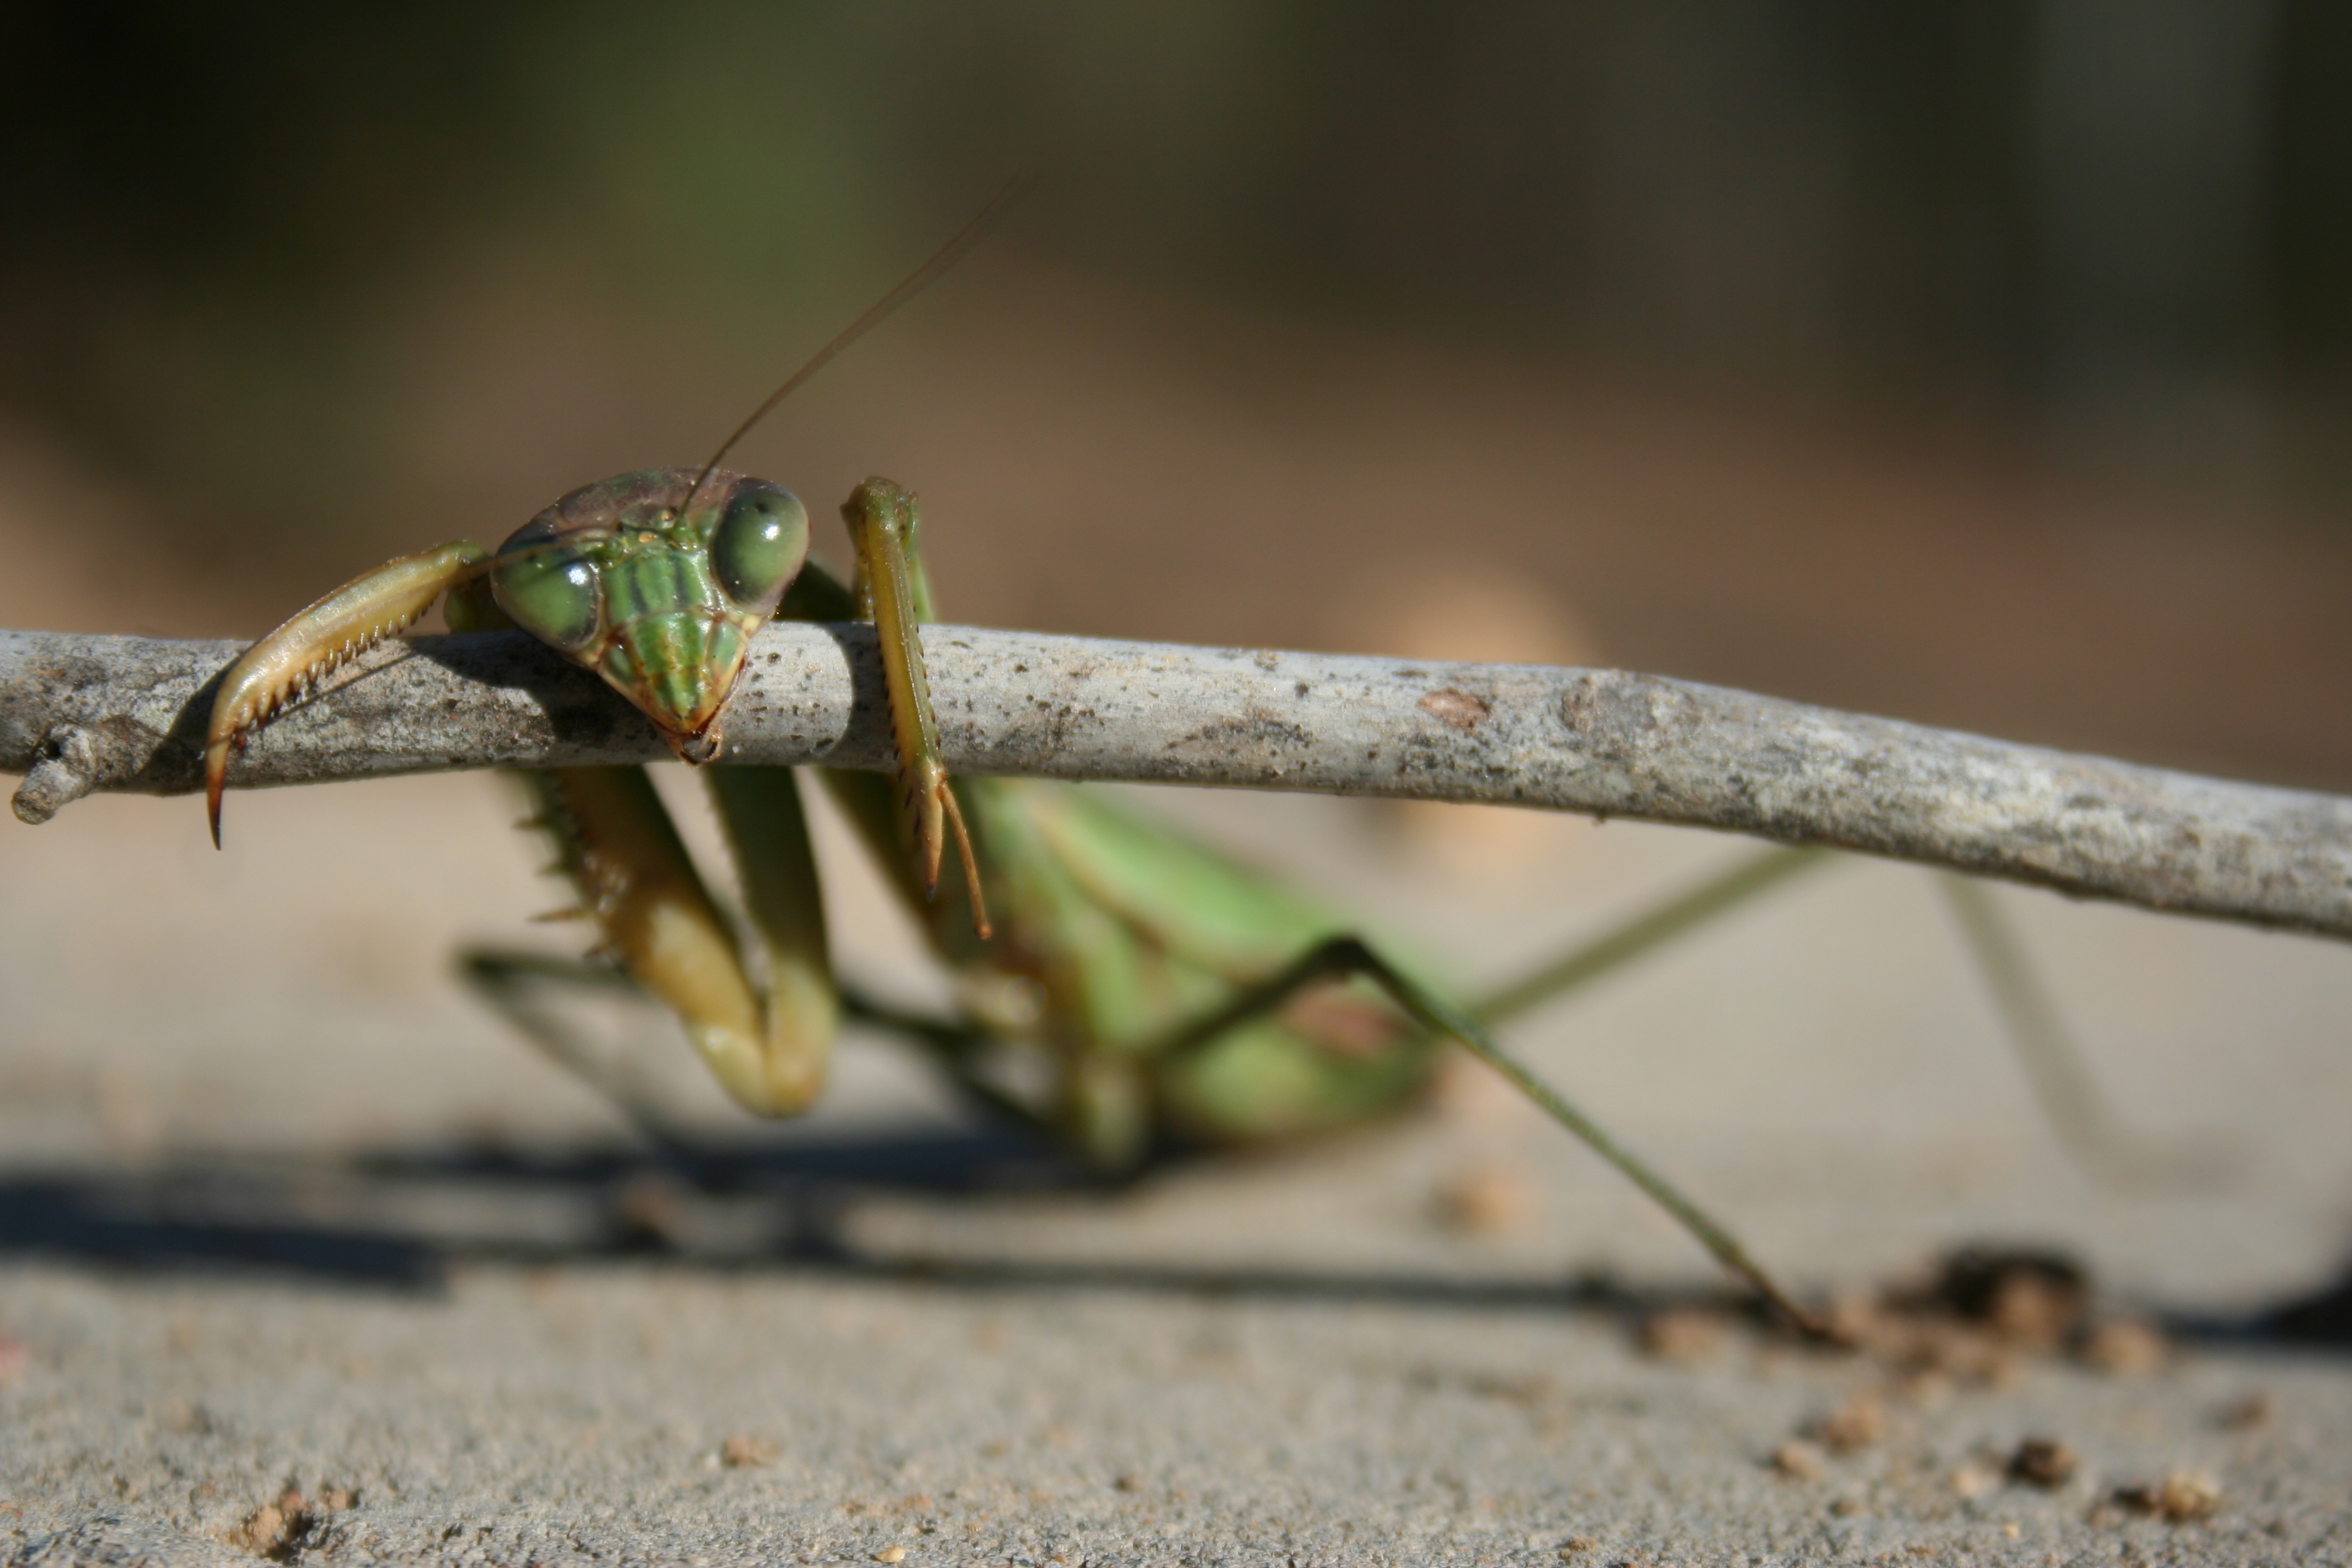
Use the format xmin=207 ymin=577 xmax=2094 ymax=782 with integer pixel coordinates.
xmin=198 ymin=213 xmax=2134 ymax=1343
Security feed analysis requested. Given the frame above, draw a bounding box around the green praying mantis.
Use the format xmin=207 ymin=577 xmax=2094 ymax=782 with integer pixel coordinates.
xmin=199 ymin=213 xmax=2138 ymax=1343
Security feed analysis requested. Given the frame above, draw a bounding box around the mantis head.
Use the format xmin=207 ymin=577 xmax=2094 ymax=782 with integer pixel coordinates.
xmin=485 ymin=468 xmax=810 ymax=762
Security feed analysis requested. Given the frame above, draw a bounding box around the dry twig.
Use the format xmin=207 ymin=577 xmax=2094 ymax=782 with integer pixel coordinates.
xmin=4 ymin=624 xmax=2349 ymax=941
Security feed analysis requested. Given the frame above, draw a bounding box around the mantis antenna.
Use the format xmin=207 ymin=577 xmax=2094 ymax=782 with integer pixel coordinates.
xmin=436 ymin=180 xmax=1031 ymax=615
xmin=675 ymin=177 xmax=1031 ymax=525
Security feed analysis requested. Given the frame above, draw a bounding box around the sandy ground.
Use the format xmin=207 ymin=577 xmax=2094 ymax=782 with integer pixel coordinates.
xmin=3 ymin=774 xmax=2350 ymax=1565
xmin=5 ymin=274 xmax=2352 ymax=1562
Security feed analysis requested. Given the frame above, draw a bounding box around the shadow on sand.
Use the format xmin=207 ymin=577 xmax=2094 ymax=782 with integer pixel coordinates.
xmin=1 ymin=1125 xmax=2347 ymax=1351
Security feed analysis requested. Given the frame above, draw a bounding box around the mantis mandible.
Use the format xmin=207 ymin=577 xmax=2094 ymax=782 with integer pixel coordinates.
xmin=199 ymin=204 xmax=2127 ymax=1342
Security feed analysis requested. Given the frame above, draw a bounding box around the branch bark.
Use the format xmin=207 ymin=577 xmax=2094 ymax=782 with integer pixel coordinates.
xmin=5 ymin=624 xmax=2350 ymax=942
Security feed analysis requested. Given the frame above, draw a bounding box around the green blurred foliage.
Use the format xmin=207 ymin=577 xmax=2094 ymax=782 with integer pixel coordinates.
xmin=2 ymin=1 xmax=2346 ymax=564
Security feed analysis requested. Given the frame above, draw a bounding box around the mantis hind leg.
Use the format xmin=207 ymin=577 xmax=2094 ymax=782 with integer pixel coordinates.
xmin=1469 ymin=846 xmax=2175 ymax=1187
xmin=1938 ymin=874 xmax=2230 ymax=1187
xmin=1469 ymin=846 xmax=1833 ymax=1027
xmin=1126 ymin=845 xmax=2188 ymax=1333
xmin=1147 ymin=927 xmax=1829 ymax=1337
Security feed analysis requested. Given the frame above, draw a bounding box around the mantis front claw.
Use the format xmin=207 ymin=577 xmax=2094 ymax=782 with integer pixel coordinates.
xmin=204 ymin=541 xmax=489 ymax=845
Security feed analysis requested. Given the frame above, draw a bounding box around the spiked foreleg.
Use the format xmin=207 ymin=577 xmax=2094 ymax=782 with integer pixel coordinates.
xmin=527 ymin=766 xmax=834 ymax=1116
xmin=704 ymin=764 xmax=839 ymax=1111
xmin=204 ymin=540 xmax=489 ymax=843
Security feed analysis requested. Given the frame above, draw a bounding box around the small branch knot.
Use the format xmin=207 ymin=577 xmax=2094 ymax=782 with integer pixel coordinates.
xmin=12 ymin=725 xmax=103 ymax=825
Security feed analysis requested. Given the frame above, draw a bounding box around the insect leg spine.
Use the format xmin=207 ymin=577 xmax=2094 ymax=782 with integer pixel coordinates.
xmin=229 ymin=601 xmax=430 ymax=751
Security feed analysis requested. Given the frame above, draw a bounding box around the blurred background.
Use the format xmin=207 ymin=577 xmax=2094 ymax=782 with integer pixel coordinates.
xmin=4 ymin=0 xmax=2351 ymax=780
xmin=2 ymin=1 xmax=2350 ymax=1310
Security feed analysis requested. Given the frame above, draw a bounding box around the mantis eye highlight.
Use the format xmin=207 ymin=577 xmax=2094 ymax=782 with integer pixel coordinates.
xmin=491 ymin=534 xmax=602 ymax=651
xmin=710 ymin=480 xmax=808 ymax=614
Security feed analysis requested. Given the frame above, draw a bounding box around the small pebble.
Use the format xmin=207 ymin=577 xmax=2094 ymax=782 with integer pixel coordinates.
xmin=232 ymin=1492 xmax=309 ymax=1557
xmin=2118 ymin=1471 xmax=2222 ymax=1524
xmin=721 ymin=1435 xmax=779 ymax=1469
xmin=1810 ymin=1392 xmax=1886 ymax=1454
xmin=2008 ymin=1437 xmax=2078 ymax=1488
xmin=872 ymin=1548 xmax=906 ymax=1564
xmin=2080 ymin=1317 xmax=2168 ymax=1377
xmin=1772 ymin=1440 xmax=1827 ymax=1481
xmin=1936 ymin=1249 xmax=2089 ymax=1350
xmin=235 ymin=1505 xmax=287 ymax=1556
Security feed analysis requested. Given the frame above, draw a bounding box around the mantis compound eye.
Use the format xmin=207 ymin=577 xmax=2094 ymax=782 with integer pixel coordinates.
xmin=489 ymin=523 xmax=603 ymax=652
xmin=709 ymin=479 xmax=808 ymax=615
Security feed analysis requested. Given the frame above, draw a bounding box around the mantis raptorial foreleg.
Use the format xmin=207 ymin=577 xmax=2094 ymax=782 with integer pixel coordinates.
xmin=455 ymin=481 xmax=989 ymax=1120
xmin=204 ymin=541 xmax=490 ymax=845
xmin=461 ymin=943 xmax=1062 ymax=1144
xmin=515 ymin=764 xmax=837 ymax=1117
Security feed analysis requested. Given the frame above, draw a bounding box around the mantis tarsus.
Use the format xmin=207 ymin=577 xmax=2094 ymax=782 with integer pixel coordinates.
xmin=199 ymin=215 xmax=2139 ymax=1344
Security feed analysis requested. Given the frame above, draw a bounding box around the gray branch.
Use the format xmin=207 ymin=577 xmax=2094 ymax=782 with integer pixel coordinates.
xmin=5 ymin=624 xmax=2350 ymax=942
